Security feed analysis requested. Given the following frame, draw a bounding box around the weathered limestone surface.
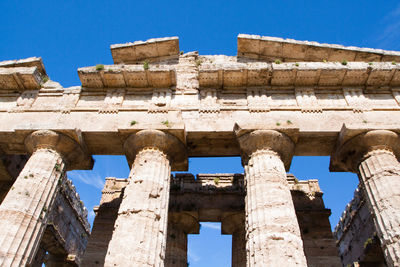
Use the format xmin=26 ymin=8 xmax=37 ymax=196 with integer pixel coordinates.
xmin=222 ymin=212 xmax=246 ymax=267
xmin=0 ymin=130 xmax=92 ymax=266
xmin=165 ymin=212 xmax=199 ymax=267
xmin=334 ymin=186 xmax=386 ymax=266
xmin=86 ymin=173 xmax=340 ymax=267
xmin=104 ymin=130 xmax=186 ymax=267
xmin=236 ymin=129 xmax=308 ymax=266
xmin=331 ymin=128 xmax=400 ymax=267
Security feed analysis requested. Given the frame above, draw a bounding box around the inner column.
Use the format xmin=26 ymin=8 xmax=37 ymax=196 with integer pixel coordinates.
xmin=236 ymin=129 xmax=307 ymax=266
xmin=104 ymin=130 xmax=186 ymax=267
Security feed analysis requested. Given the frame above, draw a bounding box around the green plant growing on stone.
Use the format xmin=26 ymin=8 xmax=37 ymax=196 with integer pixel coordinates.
xmin=24 ymin=175 xmax=28 ymax=179
xmin=276 ymin=122 xmax=281 ymax=126
xmin=341 ymin=60 xmax=348 ymax=66
xmin=54 ymin=163 xmax=61 ymax=172
xmin=195 ymin=59 xmax=202 ymax=67
xmin=274 ymin=59 xmax=281 ymax=64
xmin=213 ymin=178 xmax=220 ymax=185
xmin=286 ymin=120 xmax=292 ymax=125
xmin=162 ymin=120 xmax=170 ymax=127
xmin=180 ymin=51 xmax=184 ymax=55
xmin=368 ymin=62 xmax=373 ymax=66
xmin=364 ymin=237 xmax=373 ymax=248
xmin=41 ymin=75 xmax=49 ymax=83
xmin=130 ymin=120 xmax=137 ymax=126
xmin=95 ymin=64 xmax=104 ymax=71
xmin=363 ymin=120 xmax=368 ymax=123
xmin=392 ymin=61 xmax=397 ymax=65
xmin=323 ymin=59 xmax=327 ymax=63
xmin=143 ymin=60 xmax=149 ymax=70
xmin=295 ymin=63 xmax=299 ymax=67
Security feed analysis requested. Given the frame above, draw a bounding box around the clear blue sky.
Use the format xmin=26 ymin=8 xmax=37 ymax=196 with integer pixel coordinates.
xmin=1 ymin=1 xmax=399 ymax=266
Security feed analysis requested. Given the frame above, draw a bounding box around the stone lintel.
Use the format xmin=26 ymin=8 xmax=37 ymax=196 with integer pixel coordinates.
xmin=199 ymin=61 xmax=400 ymax=88
xmin=24 ymin=130 xmax=93 ymax=171
xmin=0 ymin=66 xmax=43 ymax=91
xmin=234 ymin=123 xmax=299 ymax=169
xmin=330 ymin=124 xmax=400 ymax=172
xmin=0 ymin=57 xmax=46 ymax=75
xmin=123 ymin=129 xmax=187 ymax=171
xmin=78 ymin=64 xmax=176 ymax=88
xmin=110 ymin=37 xmax=179 ymax=64
xmin=238 ymin=34 xmax=400 ymax=62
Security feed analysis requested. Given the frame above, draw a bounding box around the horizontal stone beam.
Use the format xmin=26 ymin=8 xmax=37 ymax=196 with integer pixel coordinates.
xmin=0 ymin=67 xmax=43 ymax=90
xmin=78 ymin=64 xmax=176 ymax=88
xmin=110 ymin=37 xmax=179 ymax=64
xmin=0 ymin=57 xmax=46 ymax=75
xmin=238 ymin=34 xmax=400 ymax=62
xmin=199 ymin=61 xmax=400 ymax=88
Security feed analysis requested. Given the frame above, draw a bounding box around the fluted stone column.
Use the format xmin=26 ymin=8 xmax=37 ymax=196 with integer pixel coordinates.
xmin=331 ymin=129 xmax=400 ymax=267
xmin=104 ymin=130 xmax=186 ymax=267
xmin=236 ymin=129 xmax=307 ymax=266
xmin=165 ymin=212 xmax=199 ymax=267
xmin=0 ymin=130 xmax=92 ymax=267
xmin=222 ymin=212 xmax=246 ymax=267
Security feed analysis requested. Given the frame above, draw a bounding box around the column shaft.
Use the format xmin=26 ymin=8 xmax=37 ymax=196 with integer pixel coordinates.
xmin=232 ymin=225 xmax=246 ymax=267
xmin=165 ymin=223 xmax=188 ymax=267
xmin=104 ymin=148 xmax=171 ymax=266
xmin=0 ymin=148 xmax=65 ymax=266
xmin=358 ymin=149 xmax=400 ymax=266
xmin=245 ymin=149 xmax=307 ymax=266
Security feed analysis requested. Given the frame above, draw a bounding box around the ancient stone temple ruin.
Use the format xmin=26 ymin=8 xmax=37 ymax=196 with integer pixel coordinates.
xmin=0 ymin=34 xmax=400 ymax=266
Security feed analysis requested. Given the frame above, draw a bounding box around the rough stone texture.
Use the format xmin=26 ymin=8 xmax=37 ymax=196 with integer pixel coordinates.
xmin=334 ymin=186 xmax=386 ymax=266
xmin=222 ymin=212 xmax=246 ymax=267
xmin=165 ymin=212 xmax=199 ymax=267
xmin=238 ymin=34 xmax=400 ymax=62
xmin=111 ymin=37 xmax=179 ymax=64
xmin=85 ymin=173 xmax=340 ymax=266
xmin=331 ymin=128 xmax=400 ymax=267
xmin=236 ymin=129 xmax=307 ymax=266
xmin=0 ymin=130 xmax=92 ymax=266
xmin=1 ymin=35 xmax=400 ymax=266
xmin=104 ymin=130 xmax=186 ymax=267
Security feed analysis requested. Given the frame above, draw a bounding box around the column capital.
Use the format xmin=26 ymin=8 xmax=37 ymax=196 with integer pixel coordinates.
xmin=330 ymin=127 xmax=400 ymax=172
xmin=168 ymin=211 xmax=199 ymax=234
xmin=221 ymin=212 xmax=244 ymax=235
xmin=235 ymin=127 xmax=296 ymax=170
xmin=124 ymin=129 xmax=187 ymax=171
xmin=24 ymin=130 xmax=93 ymax=170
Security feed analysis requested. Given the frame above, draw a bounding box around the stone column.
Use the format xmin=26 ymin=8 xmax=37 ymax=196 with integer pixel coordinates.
xmin=0 ymin=130 xmax=92 ymax=267
xmin=222 ymin=212 xmax=246 ymax=267
xmin=331 ymin=129 xmax=400 ymax=267
xmin=165 ymin=212 xmax=199 ymax=267
xmin=236 ymin=129 xmax=307 ymax=266
xmin=104 ymin=130 xmax=186 ymax=267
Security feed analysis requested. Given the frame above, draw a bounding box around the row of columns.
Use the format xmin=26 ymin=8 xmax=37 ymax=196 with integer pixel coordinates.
xmin=0 ymin=127 xmax=399 ymax=266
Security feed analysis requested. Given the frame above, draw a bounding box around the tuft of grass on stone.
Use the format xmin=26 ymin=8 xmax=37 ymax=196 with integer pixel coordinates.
xmin=42 ymin=75 xmax=49 ymax=83
xmin=276 ymin=122 xmax=281 ymax=126
xmin=95 ymin=64 xmax=104 ymax=71
xmin=341 ymin=60 xmax=348 ymax=66
xmin=143 ymin=60 xmax=149 ymax=70
xmin=392 ymin=61 xmax=397 ymax=65
xmin=162 ymin=120 xmax=169 ymax=126
xmin=368 ymin=62 xmax=373 ymax=66
xmin=295 ymin=62 xmax=299 ymax=67
xmin=323 ymin=59 xmax=327 ymax=63
xmin=274 ymin=59 xmax=281 ymax=64
xmin=363 ymin=120 xmax=368 ymax=123
xmin=213 ymin=178 xmax=220 ymax=185
xmin=130 ymin=120 xmax=137 ymax=126
xmin=180 ymin=51 xmax=184 ymax=55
